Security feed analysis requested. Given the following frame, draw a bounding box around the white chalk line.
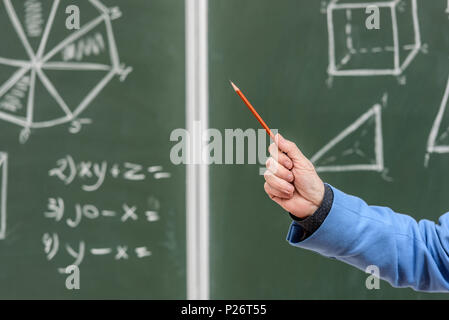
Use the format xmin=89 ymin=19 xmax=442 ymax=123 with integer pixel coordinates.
xmin=427 ymin=76 xmax=449 ymax=156
xmin=103 ymin=15 xmax=120 ymax=70
xmin=42 ymin=61 xmax=111 ymax=71
xmin=25 ymin=69 xmax=36 ymax=125
xmin=89 ymin=0 xmax=109 ymax=15
xmin=35 ymin=68 xmax=73 ymax=118
xmin=29 ymin=115 xmax=71 ymax=129
xmin=311 ymin=104 xmax=384 ymax=173
xmin=331 ymin=1 xmax=398 ymax=10
xmin=0 ymin=111 xmax=28 ymax=127
xmin=0 ymin=67 xmax=31 ymax=100
xmin=36 ymin=0 xmax=60 ymax=60
xmin=90 ymin=248 xmax=112 ymax=255
xmin=0 ymin=152 xmax=7 ymax=239
xmin=42 ymin=15 xmax=106 ymax=63
xmin=72 ymin=69 xmax=115 ymax=118
xmin=0 ymin=57 xmax=30 ymax=68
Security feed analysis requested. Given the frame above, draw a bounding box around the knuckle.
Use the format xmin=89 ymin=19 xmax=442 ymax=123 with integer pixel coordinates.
xmin=270 ymin=159 xmax=278 ymax=171
xmin=281 ymin=169 xmax=289 ymax=179
xmin=263 ymin=171 xmax=271 ymax=180
xmin=291 ymin=142 xmax=298 ymax=150
xmin=265 ymin=157 xmax=272 ymax=168
xmin=280 ymin=155 xmax=290 ymax=166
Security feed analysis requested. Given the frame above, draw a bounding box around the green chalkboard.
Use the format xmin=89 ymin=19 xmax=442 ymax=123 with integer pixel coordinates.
xmin=210 ymin=0 xmax=449 ymax=299
xmin=0 ymin=0 xmax=185 ymax=298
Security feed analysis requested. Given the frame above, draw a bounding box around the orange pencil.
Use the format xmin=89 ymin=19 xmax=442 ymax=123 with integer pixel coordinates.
xmin=230 ymin=81 xmax=276 ymax=141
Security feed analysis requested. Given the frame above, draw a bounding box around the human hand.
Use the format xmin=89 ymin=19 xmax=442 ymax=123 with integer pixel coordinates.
xmin=264 ymin=134 xmax=325 ymax=219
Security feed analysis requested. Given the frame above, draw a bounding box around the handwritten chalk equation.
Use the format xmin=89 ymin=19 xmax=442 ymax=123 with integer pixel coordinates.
xmin=44 ymin=197 xmax=160 ymax=228
xmin=48 ymin=155 xmax=172 ymax=191
xmin=43 ymin=232 xmax=152 ymax=273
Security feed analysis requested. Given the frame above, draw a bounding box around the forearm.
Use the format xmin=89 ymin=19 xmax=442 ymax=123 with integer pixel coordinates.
xmin=287 ymin=185 xmax=449 ymax=292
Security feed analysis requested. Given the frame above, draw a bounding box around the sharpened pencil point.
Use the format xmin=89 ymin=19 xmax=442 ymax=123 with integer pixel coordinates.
xmin=230 ymin=81 xmax=239 ymax=92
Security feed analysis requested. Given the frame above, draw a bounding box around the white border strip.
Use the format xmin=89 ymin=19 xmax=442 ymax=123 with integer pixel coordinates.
xmin=0 ymin=152 xmax=7 ymax=240
xmin=186 ymin=0 xmax=209 ymax=300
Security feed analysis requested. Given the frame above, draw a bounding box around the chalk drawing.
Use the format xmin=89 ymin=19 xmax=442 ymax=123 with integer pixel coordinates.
xmin=43 ymin=231 xmax=152 ymax=273
xmin=0 ymin=0 xmax=132 ymax=142
xmin=49 ymin=155 xmax=172 ymax=192
xmin=24 ymin=0 xmax=44 ymax=38
xmin=0 ymin=152 xmax=7 ymax=240
xmin=425 ymin=76 xmax=449 ymax=167
xmin=311 ymin=101 xmax=384 ymax=173
xmin=45 ymin=197 xmax=161 ymax=228
xmin=327 ymin=0 xmax=421 ymax=77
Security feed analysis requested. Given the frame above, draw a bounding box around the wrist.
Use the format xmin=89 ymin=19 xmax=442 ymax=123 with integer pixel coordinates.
xmin=311 ymin=180 xmax=326 ymax=208
xmin=288 ymin=184 xmax=334 ymax=240
xmin=290 ymin=181 xmax=326 ymax=219
xmin=289 ymin=203 xmax=318 ymax=219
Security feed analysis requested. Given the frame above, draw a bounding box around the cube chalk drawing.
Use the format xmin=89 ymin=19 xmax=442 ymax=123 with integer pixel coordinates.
xmin=0 ymin=152 xmax=7 ymax=240
xmin=327 ymin=0 xmax=421 ymax=76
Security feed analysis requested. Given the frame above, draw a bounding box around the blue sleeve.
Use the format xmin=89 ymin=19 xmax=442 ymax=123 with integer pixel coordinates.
xmin=286 ymin=185 xmax=449 ymax=292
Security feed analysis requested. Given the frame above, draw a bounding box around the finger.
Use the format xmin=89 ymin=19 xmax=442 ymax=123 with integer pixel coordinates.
xmin=275 ymin=133 xmax=306 ymax=163
xmin=264 ymin=182 xmax=293 ymax=200
xmin=266 ymin=157 xmax=294 ymax=183
xmin=264 ymin=170 xmax=295 ymax=196
xmin=268 ymin=143 xmax=293 ymax=169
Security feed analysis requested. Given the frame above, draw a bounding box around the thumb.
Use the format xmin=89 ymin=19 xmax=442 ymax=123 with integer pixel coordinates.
xmin=275 ymin=133 xmax=304 ymax=163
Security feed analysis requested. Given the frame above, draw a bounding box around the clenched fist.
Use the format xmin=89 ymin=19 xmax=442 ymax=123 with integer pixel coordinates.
xmin=264 ymin=134 xmax=325 ymax=219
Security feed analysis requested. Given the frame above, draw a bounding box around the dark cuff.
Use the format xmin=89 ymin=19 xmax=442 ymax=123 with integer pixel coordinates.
xmin=289 ymin=183 xmax=334 ymax=241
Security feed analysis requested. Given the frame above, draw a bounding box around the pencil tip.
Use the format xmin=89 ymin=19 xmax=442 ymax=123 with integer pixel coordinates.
xmin=229 ymin=80 xmax=239 ymax=92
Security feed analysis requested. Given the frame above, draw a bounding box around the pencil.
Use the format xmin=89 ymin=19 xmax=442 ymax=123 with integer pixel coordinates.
xmin=230 ymin=81 xmax=276 ymax=141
